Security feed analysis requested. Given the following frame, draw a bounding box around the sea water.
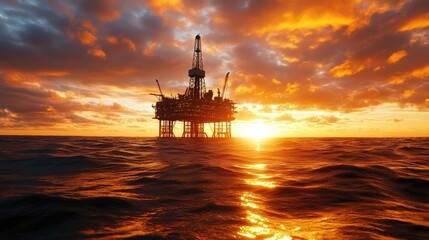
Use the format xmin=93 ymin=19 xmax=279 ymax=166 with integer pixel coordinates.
xmin=0 ymin=137 xmax=428 ymax=239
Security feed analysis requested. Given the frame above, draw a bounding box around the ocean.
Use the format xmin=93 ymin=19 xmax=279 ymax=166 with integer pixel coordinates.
xmin=0 ymin=136 xmax=428 ymax=239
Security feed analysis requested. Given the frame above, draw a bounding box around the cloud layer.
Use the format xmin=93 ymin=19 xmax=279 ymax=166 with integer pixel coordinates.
xmin=0 ymin=0 xmax=428 ymax=135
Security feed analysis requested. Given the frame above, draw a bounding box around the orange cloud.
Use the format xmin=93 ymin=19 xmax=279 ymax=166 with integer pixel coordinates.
xmin=400 ymin=13 xmax=429 ymax=31
xmin=36 ymin=71 xmax=69 ymax=77
xmin=411 ymin=65 xmax=429 ymax=78
xmin=75 ymin=31 xmax=97 ymax=45
xmin=329 ymin=60 xmax=365 ymax=78
xmin=88 ymin=45 xmax=107 ymax=59
xmin=285 ymin=82 xmax=300 ymax=95
xmin=401 ymin=89 xmax=415 ymax=99
xmin=67 ymin=19 xmax=98 ymax=46
xmin=148 ymin=0 xmax=184 ymax=14
xmin=387 ymin=50 xmax=407 ymax=64
xmin=305 ymin=115 xmax=341 ymax=125
xmin=389 ymin=65 xmax=429 ymax=84
xmin=80 ymin=19 xmax=96 ymax=32
xmin=106 ymin=36 xmax=118 ymax=44
xmin=122 ymin=38 xmax=136 ymax=52
xmin=80 ymin=0 xmax=120 ymax=21
xmin=213 ymin=1 xmax=360 ymax=36
xmin=143 ymin=41 xmax=158 ymax=56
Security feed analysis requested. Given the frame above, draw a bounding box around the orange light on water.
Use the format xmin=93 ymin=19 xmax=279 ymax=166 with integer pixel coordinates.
xmin=238 ymin=162 xmax=333 ymax=240
xmin=245 ymin=179 xmax=277 ymax=188
xmin=249 ymin=164 xmax=266 ymax=170
xmin=238 ymin=193 xmax=293 ymax=239
xmin=244 ymin=164 xmax=277 ymax=188
xmin=238 ymin=164 xmax=292 ymax=239
xmin=241 ymin=193 xmax=260 ymax=209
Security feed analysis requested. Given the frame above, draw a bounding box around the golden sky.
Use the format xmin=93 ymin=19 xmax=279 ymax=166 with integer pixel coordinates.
xmin=0 ymin=0 xmax=428 ymax=137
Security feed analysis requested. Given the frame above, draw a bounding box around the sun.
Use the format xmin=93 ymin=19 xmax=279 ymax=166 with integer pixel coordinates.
xmin=238 ymin=120 xmax=274 ymax=140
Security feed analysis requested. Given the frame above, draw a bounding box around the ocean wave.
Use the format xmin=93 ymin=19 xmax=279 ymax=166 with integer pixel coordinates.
xmin=0 ymin=194 xmax=138 ymax=239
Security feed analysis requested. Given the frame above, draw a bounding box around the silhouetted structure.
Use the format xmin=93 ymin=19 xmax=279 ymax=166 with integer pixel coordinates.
xmin=152 ymin=35 xmax=236 ymax=138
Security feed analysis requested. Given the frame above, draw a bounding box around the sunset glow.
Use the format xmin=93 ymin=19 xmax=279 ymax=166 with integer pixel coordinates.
xmin=0 ymin=0 xmax=428 ymax=137
xmin=238 ymin=120 xmax=275 ymax=140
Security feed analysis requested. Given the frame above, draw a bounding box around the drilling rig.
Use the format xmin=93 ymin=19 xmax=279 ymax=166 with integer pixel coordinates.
xmin=152 ymin=35 xmax=236 ymax=138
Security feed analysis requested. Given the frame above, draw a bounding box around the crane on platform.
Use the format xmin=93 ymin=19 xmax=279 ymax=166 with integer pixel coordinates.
xmin=156 ymin=79 xmax=164 ymax=97
xmin=150 ymin=79 xmax=164 ymax=99
xmin=221 ymin=72 xmax=230 ymax=99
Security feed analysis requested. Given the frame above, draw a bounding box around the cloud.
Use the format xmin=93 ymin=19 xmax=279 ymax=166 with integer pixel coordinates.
xmin=79 ymin=0 xmax=121 ymax=21
xmin=121 ymin=38 xmax=136 ymax=52
xmin=88 ymin=45 xmax=107 ymax=59
xmin=0 ymin=73 xmax=141 ymax=129
xmin=304 ymin=115 xmax=341 ymax=125
xmin=274 ymin=114 xmax=296 ymax=122
xmin=235 ymin=105 xmax=262 ymax=121
xmin=219 ymin=0 xmax=429 ymax=111
xmin=71 ymin=30 xmax=97 ymax=45
xmin=387 ymin=50 xmax=408 ymax=64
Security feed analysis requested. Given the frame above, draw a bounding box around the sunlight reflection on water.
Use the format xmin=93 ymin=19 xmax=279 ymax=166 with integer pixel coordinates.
xmin=238 ymin=160 xmax=292 ymax=240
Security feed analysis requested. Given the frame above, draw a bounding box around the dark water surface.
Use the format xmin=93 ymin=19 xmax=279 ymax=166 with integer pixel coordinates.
xmin=0 ymin=137 xmax=428 ymax=239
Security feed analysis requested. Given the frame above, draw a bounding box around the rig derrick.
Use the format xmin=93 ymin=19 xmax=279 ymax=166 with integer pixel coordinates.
xmin=152 ymin=35 xmax=236 ymax=138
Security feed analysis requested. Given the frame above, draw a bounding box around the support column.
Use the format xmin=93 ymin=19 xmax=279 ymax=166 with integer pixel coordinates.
xmin=183 ymin=121 xmax=207 ymax=138
xmin=159 ymin=120 xmax=175 ymax=137
xmin=213 ymin=121 xmax=231 ymax=138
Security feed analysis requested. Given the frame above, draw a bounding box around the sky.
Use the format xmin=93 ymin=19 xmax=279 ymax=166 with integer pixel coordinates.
xmin=0 ymin=0 xmax=428 ymax=137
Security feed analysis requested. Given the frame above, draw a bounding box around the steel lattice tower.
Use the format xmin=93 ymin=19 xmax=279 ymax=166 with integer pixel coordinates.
xmin=188 ymin=35 xmax=206 ymax=100
xmin=183 ymin=35 xmax=207 ymax=137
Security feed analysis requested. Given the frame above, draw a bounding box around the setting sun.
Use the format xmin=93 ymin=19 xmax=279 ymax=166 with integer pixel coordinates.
xmin=238 ymin=120 xmax=275 ymax=140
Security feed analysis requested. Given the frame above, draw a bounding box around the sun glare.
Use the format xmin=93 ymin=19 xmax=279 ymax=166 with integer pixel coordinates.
xmin=239 ymin=120 xmax=274 ymax=140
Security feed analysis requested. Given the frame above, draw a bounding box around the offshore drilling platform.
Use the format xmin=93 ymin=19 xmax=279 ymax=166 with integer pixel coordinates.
xmin=151 ymin=35 xmax=236 ymax=138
